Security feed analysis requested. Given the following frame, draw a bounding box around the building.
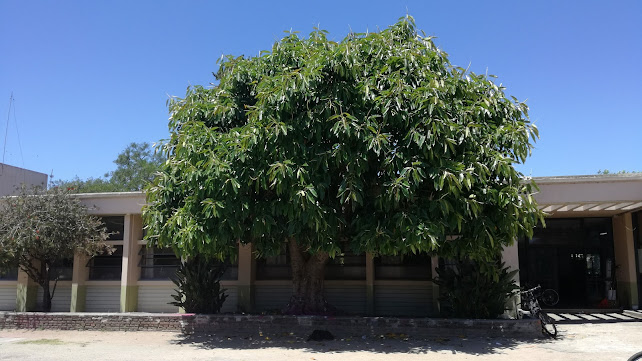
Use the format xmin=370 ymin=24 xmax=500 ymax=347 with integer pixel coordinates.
xmin=0 ymin=174 xmax=641 ymax=314
xmin=0 ymin=163 xmax=47 ymax=196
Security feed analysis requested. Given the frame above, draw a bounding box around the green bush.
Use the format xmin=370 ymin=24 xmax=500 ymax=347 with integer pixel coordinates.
xmin=170 ymin=255 xmax=228 ymax=314
xmin=434 ymin=259 xmax=518 ymax=319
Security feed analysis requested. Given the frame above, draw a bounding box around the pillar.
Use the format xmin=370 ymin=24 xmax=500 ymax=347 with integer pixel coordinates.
xmin=365 ymin=253 xmax=374 ymax=315
xmin=70 ymin=253 xmax=89 ymax=312
xmin=613 ymin=213 xmax=639 ymax=309
xmin=237 ymin=243 xmax=255 ymax=313
xmin=120 ymin=214 xmax=142 ymax=312
xmin=15 ymin=268 xmax=37 ymax=312
xmin=502 ymin=241 xmax=521 ymax=318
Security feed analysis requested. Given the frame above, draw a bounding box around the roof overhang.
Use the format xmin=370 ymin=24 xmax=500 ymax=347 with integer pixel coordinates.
xmin=533 ymin=174 xmax=642 ymax=217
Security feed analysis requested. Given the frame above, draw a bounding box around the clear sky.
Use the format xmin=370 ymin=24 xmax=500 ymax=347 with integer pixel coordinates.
xmin=1 ymin=1 xmax=640 ymax=182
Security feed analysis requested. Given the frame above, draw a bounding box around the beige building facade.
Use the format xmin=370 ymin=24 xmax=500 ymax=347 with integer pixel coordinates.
xmin=1 ymin=174 xmax=641 ymax=314
xmin=0 ymin=163 xmax=47 ymax=196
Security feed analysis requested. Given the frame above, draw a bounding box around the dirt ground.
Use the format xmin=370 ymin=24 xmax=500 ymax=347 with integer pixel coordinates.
xmin=1 ymin=322 xmax=641 ymax=361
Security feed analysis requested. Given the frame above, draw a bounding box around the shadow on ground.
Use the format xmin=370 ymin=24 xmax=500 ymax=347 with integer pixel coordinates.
xmin=173 ymin=329 xmax=561 ymax=356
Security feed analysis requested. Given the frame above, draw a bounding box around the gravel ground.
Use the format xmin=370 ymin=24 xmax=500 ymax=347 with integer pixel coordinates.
xmin=1 ymin=322 xmax=641 ymax=361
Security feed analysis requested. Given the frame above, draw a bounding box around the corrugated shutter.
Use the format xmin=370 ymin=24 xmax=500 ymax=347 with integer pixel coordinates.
xmin=374 ymin=284 xmax=432 ymax=317
xmin=137 ymin=285 xmax=178 ymax=313
xmin=254 ymin=285 xmax=291 ymax=312
xmin=137 ymin=285 xmax=237 ymax=313
xmin=0 ymin=285 xmax=17 ymax=311
xmin=325 ymin=285 xmax=367 ymax=315
xmin=85 ymin=286 xmax=121 ymax=312
xmin=220 ymin=286 xmax=238 ymax=313
xmin=37 ymin=285 xmax=71 ymax=312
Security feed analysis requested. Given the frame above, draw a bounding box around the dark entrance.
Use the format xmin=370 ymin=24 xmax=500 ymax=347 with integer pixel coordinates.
xmin=634 ymin=212 xmax=642 ymax=306
xmin=518 ymin=217 xmax=615 ymax=308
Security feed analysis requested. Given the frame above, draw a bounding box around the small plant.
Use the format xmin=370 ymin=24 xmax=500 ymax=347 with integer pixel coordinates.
xmin=170 ymin=255 xmax=228 ymax=314
xmin=434 ymin=258 xmax=518 ymax=319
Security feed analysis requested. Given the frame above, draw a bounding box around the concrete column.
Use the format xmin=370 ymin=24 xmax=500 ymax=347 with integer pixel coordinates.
xmin=613 ymin=213 xmax=639 ymax=309
xmin=365 ymin=253 xmax=374 ymax=315
xmin=431 ymin=255 xmax=440 ymax=315
xmin=70 ymin=253 xmax=90 ymax=312
xmin=502 ymin=242 xmax=521 ymax=319
xmin=120 ymin=214 xmax=142 ymax=312
xmin=237 ymin=243 xmax=255 ymax=313
xmin=15 ymin=268 xmax=37 ymax=312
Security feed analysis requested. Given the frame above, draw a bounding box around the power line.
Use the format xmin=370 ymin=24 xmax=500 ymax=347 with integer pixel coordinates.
xmin=2 ymin=92 xmax=11 ymax=165
xmin=11 ymin=96 xmax=25 ymax=167
xmin=2 ymin=92 xmax=25 ymax=168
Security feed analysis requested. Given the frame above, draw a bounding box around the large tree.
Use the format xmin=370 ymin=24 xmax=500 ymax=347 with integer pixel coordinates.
xmin=144 ymin=16 xmax=542 ymax=314
xmin=0 ymin=186 xmax=110 ymax=311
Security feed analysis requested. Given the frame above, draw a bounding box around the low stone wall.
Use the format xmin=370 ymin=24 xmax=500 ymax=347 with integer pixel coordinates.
xmin=0 ymin=312 xmax=541 ymax=338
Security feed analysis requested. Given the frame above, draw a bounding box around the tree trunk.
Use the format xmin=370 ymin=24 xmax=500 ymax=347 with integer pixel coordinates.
xmin=282 ymin=238 xmax=335 ymax=315
xmin=39 ymin=260 xmax=52 ymax=312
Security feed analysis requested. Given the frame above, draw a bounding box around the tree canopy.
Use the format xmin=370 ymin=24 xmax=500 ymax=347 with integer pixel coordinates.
xmin=144 ymin=16 xmax=542 ymax=313
xmin=0 ymin=186 xmax=110 ymax=311
xmin=52 ymin=142 xmax=163 ymax=193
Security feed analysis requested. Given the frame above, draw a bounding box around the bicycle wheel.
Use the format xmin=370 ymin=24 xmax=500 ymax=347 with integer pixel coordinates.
xmin=538 ymin=312 xmax=557 ymax=338
xmin=628 ymin=351 xmax=642 ymax=361
xmin=541 ymin=289 xmax=559 ymax=307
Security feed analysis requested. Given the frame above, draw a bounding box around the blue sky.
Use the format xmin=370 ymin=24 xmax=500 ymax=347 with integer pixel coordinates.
xmin=1 ymin=1 xmax=640 ymax=182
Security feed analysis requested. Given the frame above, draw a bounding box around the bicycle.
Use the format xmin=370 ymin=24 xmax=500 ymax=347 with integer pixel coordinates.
xmin=520 ymin=285 xmax=558 ymax=338
xmin=540 ymin=288 xmax=559 ymax=307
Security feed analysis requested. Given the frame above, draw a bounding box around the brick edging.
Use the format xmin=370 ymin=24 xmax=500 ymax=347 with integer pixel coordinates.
xmin=0 ymin=312 xmax=542 ymax=338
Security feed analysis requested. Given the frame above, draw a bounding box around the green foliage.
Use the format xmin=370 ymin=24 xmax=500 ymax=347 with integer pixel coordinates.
xmin=170 ymin=255 xmax=228 ymax=314
xmin=109 ymin=142 xmax=164 ymax=191
xmin=53 ymin=142 xmax=163 ymax=193
xmin=0 ymin=185 xmax=111 ymax=310
xmin=434 ymin=259 xmax=518 ymax=319
xmin=597 ymin=169 xmax=641 ymax=175
xmin=144 ymin=15 xmax=542 ymax=265
xmin=50 ymin=177 xmax=122 ymax=193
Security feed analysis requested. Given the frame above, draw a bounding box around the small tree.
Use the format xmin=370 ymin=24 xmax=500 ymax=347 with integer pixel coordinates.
xmin=0 ymin=186 xmax=110 ymax=311
xmin=144 ymin=16 xmax=542 ymax=314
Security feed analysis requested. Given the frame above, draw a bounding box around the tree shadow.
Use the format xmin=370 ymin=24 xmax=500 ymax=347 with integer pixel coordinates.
xmin=172 ymin=328 xmax=561 ymax=355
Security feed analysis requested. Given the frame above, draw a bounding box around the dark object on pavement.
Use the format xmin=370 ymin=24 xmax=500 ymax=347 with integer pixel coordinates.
xmin=307 ymin=330 xmax=334 ymax=341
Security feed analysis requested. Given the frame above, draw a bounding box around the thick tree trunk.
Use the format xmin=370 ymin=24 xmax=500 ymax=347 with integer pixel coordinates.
xmin=282 ymin=238 xmax=335 ymax=315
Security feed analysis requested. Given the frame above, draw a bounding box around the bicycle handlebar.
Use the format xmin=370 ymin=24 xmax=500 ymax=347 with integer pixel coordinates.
xmin=520 ymin=285 xmax=541 ymax=294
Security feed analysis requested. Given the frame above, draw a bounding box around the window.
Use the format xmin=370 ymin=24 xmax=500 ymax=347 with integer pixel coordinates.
xmin=0 ymin=266 xmax=18 ymax=281
xmin=102 ymin=216 xmax=124 ymax=241
xmin=256 ymin=244 xmax=291 ymax=280
xmin=375 ymin=253 xmax=432 ymax=280
xmin=50 ymin=258 xmax=74 ymax=281
xmin=325 ymin=245 xmax=366 ymax=280
xmin=139 ymin=246 xmax=180 ymax=280
xmin=88 ymin=246 xmax=123 ymax=280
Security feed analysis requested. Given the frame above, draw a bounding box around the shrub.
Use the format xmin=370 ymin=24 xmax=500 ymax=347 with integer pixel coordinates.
xmin=170 ymin=255 xmax=228 ymax=313
xmin=434 ymin=258 xmax=518 ymax=319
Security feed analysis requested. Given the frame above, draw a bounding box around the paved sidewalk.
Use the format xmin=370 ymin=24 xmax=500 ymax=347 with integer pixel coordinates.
xmin=1 ymin=322 xmax=641 ymax=360
xmin=546 ymin=309 xmax=642 ymax=323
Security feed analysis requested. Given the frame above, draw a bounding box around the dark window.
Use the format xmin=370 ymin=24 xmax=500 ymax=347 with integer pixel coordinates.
xmin=375 ymin=253 xmax=432 ymax=280
xmin=139 ymin=246 xmax=180 ymax=280
xmin=88 ymin=246 xmax=123 ymax=280
xmin=0 ymin=267 xmax=18 ymax=281
xmin=325 ymin=245 xmax=366 ymax=280
xmin=220 ymin=258 xmax=239 ymax=281
xmin=50 ymin=258 xmax=74 ymax=281
xmin=102 ymin=216 xmax=124 ymax=241
xmin=256 ymin=244 xmax=291 ymax=280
